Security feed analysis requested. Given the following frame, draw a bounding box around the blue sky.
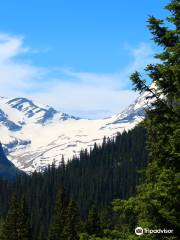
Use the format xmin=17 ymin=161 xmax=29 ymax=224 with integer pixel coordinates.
xmin=0 ymin=0 xmax=169 ymax=118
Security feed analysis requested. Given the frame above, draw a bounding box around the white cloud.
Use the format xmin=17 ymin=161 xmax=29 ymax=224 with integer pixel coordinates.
xmin=60 ymin=68 xmax=125 ymax=89
xmin=30 ymin=82 xmax=138 ymax=118
xmin=129 ymin=43 xmax=157 ymax=71
xmin=0 ymin=33 xmax=28 ymax=63
xmin=0 ymin=33 xmax=156 ymax=118
xmin=0 ymin=33 xmax=45 ymax=97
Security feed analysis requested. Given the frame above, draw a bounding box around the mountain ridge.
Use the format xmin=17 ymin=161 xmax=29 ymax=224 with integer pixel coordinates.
xmin=0 ymin=90 xmax=153 ymax=172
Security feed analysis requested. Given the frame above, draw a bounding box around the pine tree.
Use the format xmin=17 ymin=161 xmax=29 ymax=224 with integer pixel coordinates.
xmin=0 ymin=125 xmax=147 ymax=239
xmin=100 ymin=1 xmax=180 ymax=240
xmin=0 ymin=218 xmax=4 ymax=240
xmin=99 ymin=207 xmax=114 ymax=231
xmin=17 ymin=197 xmax=31 ymax=240
xmin=86 ymin=206 xmax=101 ymax=237
xmin=48 ymin=186 xmax=68 ymax=240
xmin=63 ymin=200 xmax=81 ymax=240
xmin=0 ymin=195 xmax=30 ymax=240
xmin=127 ymin=0 xmax=180 ymax=239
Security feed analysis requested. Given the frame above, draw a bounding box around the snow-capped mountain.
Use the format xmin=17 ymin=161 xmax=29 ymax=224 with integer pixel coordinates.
xmin=0 ymin=91 xmax=153 ymax=172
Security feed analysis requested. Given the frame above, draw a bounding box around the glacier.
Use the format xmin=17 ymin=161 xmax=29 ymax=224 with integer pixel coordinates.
xmin=0 ymin=90 xmax=154 ymax=172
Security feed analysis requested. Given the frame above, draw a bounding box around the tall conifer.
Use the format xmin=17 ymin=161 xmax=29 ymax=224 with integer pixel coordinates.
xmin=63 ymin=200 xmax=81 ymax=240
xmin=48 ymin=186 xmax=68 ymax=240
xmin=0 ymin=196 xmax=30 ymax=240
xmin=128 ymin=0 xmax=180 ymax=239
xmin=86 ymin=206 xmax=101 ymax=237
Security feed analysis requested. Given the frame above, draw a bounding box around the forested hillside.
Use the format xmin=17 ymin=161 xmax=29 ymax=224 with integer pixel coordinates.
xmin=0 ymin=125 xmax=147 ymax=239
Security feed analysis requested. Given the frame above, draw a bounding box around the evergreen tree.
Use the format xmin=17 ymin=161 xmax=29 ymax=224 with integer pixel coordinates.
xmin=95 ymin=1 xmax=180 ymax=239
xmin=0 ymin=218 xmax=4 ymax=239
xmin=86 ymin=206 xmax=101 ymax=237
xmin=48 ymin=186 xmax=68 ymax=240
xmin=99 ymin=207 xmax=114 ymax=231
xmin=0 ymin=125 xmax=147 ymax=239
xmin=63 ymin=200 xmax=81 ymax=240
xmin=0 ymin=195 xmax=30 ymax=240
xmin=114 ymin=0 xmax=180 ymax=239
xmin=18 ymin=197 xmax=31 ymax=240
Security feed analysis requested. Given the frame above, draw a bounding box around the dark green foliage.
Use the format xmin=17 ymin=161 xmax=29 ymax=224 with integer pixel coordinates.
xmin=48 ymin=187 xmax=68 ymax=240
xmin=0 ymin=218 xmax=4 ymax=238
xmin=0 ymin=126 xmax=147 ymax=239
xmin=88 ymin=1 xmax=180 ymax=239
xmin=49 ymin=189 xmax=81 ymax=240
xmin=99 ymin=207 xmax=115 ymax=231
xmin=0 ymin=195 xmax=31 ymax=240
xmin=86 ymin=206 xmax=101 ymax=237
xmin=113 ymin=1 xmax=180 ymax=239
xmin=63 ymin=200 xmax=81 ymax=240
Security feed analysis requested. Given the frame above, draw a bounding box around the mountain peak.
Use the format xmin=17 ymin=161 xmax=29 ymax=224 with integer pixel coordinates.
xmin=0 ymin=96 xmax=78 ymax=130
xmin=0 ymin=90 xmax=151 ymax=172
xmin=7 ymin=97 xmax=57 ymax=121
